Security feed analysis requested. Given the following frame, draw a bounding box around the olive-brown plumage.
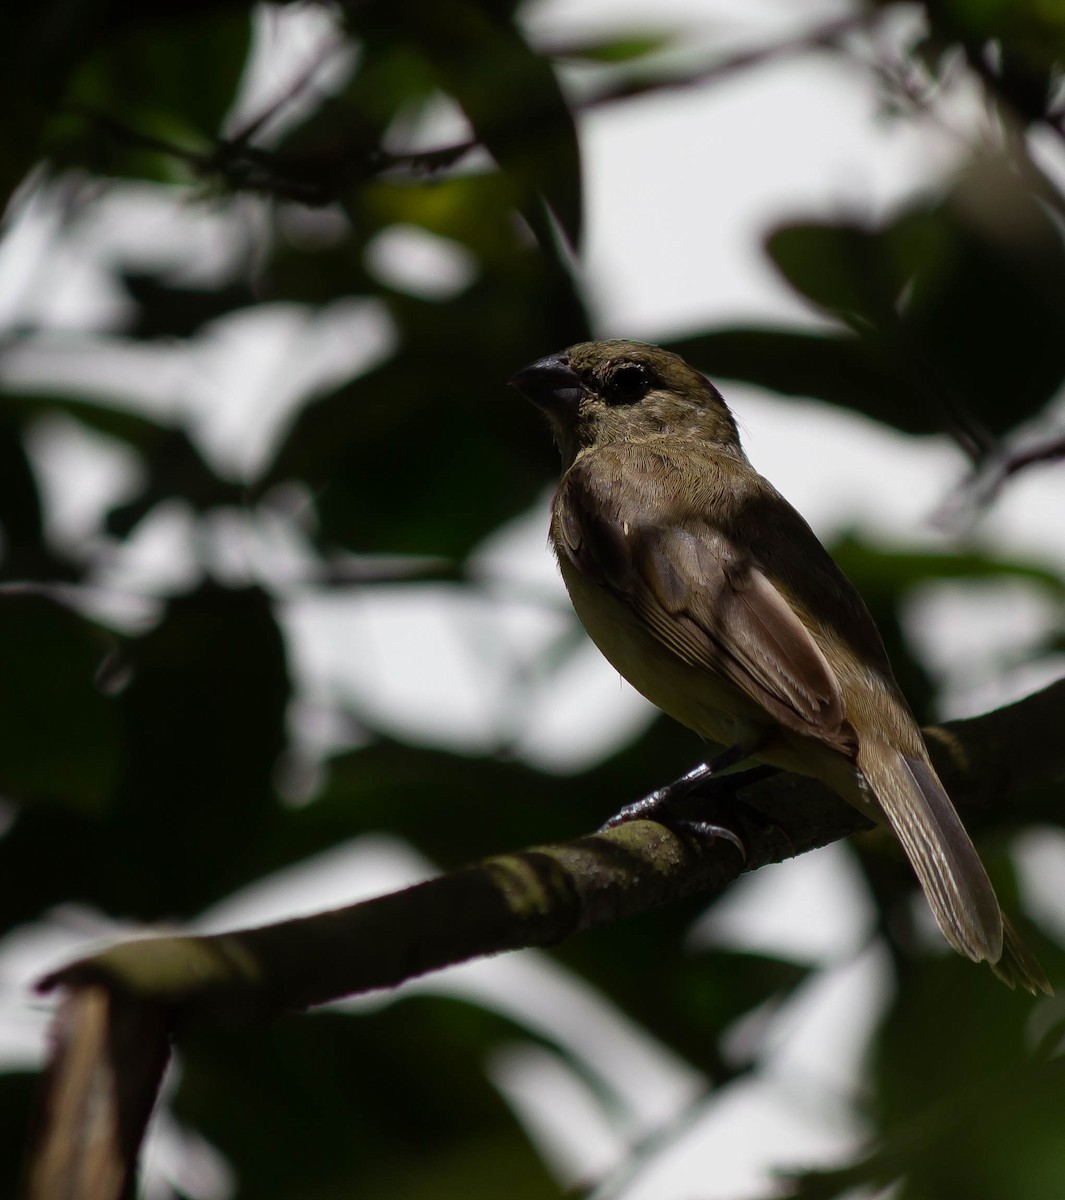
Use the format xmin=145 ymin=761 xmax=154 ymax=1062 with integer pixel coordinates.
xmin=511 ymin=339 xmax=1048 ymax=993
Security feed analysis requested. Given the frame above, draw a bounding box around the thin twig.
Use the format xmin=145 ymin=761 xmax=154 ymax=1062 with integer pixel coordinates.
xmin=66 ymin=13 xmax=877 ymax=206
xmin=578 ymin=13 xmax=874 ymax=110
xmin=935 ymin=428 xmax=1065 ymax=529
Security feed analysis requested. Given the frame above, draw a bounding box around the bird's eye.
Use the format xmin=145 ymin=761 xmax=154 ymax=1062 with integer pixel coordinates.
xmin=606 ymin=362 xmax=650 ymax=404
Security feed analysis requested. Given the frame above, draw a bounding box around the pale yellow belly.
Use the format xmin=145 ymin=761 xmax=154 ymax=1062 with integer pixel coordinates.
xmin=557 ymin=553 xmax=763 ymax=749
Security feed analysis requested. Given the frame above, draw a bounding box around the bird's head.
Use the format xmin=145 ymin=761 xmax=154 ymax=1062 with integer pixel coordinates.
xmin=509 ymin=340 xmax=740 ymax=467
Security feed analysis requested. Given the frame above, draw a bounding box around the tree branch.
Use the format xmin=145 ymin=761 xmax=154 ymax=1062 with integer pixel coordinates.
xmin=23 ymin=988 xmax=171 ymax=1200
xmin=25 ymin=679 xmax=1065 ymax=1199
xmin=38 ymin=678 xmax=1065 ymax=1014
xmin=66 ymin=14 xmax=875 ymax=210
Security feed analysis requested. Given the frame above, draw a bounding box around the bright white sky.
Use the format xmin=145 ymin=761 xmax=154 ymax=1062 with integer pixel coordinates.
xmin=4 ymin=3 xmax=1065 ymax=1198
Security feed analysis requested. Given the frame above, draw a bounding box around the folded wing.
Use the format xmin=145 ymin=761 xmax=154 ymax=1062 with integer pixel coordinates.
xmin=554 ymin=466 xmax=854 ymax=753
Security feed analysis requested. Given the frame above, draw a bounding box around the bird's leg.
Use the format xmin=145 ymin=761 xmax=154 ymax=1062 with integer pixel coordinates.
xmin=602 ymin=746 xmax=748 ymax=825
xmin=600 ymin=746 xmax=777 ymax=859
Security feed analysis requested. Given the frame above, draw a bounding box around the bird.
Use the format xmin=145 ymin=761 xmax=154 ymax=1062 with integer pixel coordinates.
xmin=510 ymin=338 xmax=1049 ymax=993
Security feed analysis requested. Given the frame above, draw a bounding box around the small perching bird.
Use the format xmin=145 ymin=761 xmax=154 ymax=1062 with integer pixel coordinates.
xmin=510 ymin=339 xmax=1049 ymax=994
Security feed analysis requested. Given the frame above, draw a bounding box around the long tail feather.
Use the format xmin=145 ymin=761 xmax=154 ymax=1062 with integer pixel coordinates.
xmin=856 ymin=744 xmax=1003 ymax=963
xmin=993 ymin=916 xmax=1053 ymax=995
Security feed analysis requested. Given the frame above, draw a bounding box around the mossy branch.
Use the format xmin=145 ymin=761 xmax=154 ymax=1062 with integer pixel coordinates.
xmin=39 ymin=680 xmax=1065 ymax=1015
xmin=24 ymin=679 xmax=1065 ymax=1200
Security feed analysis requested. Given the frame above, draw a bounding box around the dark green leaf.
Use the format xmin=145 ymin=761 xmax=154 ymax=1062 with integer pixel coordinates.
xmin=259 ymin=265 xmax=582 ymax=557
xmin=766 ymin=221 xmax=911 ymax=324
xmin=758 ymin=162 xmax=1065 ymax=443
xmin=359 ymin=1 xmax=582 ymax=247
xmin=0 ymin=410 xmax=47 ymax=579
xmin=550 ymin=33 xmax=674 ymax=63
xmin=0 ymin=590 xmax=120 ymax=812
xmin=664 ymin=328 xmax=935 ymax=434
xmin=106 ymin=428 xmax=246 ymax=535
xmin=120 ymin=272 xmax=259 ymax=340
xmin=923 ymin=0 xmax=1065 ymax=120
xmin=0 ymin=583 xmax=290 ymax=924
xmin=7 ymin=391 xmax=171 ymax=453
xmin=830 ymin=534 xmax=1065 ymax=596
xmin=176 ymin=1002 xmax=562 ymax=1199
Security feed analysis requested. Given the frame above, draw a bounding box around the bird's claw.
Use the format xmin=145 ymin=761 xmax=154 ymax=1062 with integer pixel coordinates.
xmin=600 ymin=802 xmax=747 ymax=861
xmin=598 ymin=754 xmax=782 ymax=863
xmin=673 ymin=818 xmax=747 ymax=860
xmin=599 ymin=784 xmax=748 ymax=862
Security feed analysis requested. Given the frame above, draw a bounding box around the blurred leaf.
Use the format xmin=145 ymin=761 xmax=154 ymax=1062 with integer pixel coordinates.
xmin=550 ymin=32 xmax=674 ymax=63
xmin=876 ymin=920 xmax=1060 ymax=1109
xmin=676 ymin=947 xmax=810 ymax=1036
xmin=0 ymin=1074 xmax=35 ymax=1199
xmin=302 ymin=36 xmax=437 ymax=161
xmin=0 ymin=410 xmax=48 ymax=580
xmin=927 ymin=0 xmax=1065 ymax=52
xmin=829 ymin=533 xmax=1065 ymax=721
xmin=362 ymin=173 xmax=525 ymax=263
xmin=106 ymin=582 xmax=290 ymax=908
xmin=767 ymin=222 xmax=916 ymax=325
xmin=281 ymin=670 xmax=700 ymax=873
xmin=758 ymin=156 xmax=1065 ymax=443
xmin=0 ymin=583 xmax=290 ymax=924
xmin=176 ymin=1001 xmax=562 ymax=1199
xmin=784 ymin=913 xmax=1065 ymax=1200
xmin=923 ymin=0 xmax=1065 ymax=120
xmin=830 ymin=535 xmax=1065 ymax=596
xmin=896 ymin=159 xmax=1065 ymax=441
xmin=867 ymin=961 xmax=1065 ymax=1200
xmin=665 ymin=328 xmax=934 ymax=433
xmin=0 ymin=590 xmax=119 ymax=812
xmin=106 ymin=427 xmax=246 ymax=536
xmin=74 ymin=11 xmax=250 ymax=142
xmin=259 ymin=275 xmax=578 ymax=557
xmin=555 ymin=931 xmax=811 ymax=1077
xmin=262 ymin=360 xmax=532 ymax=557
xmin=120 ymin=272 xmax=259 ymax=340
xmin=357 ymin=0 xmax=582 ymax=247
xmin=8 ymin=391 xmax=171 ymax=453
xmin=45 ymin=10 xmax=252 ymax=185
xmin=7 ymin=388 xmax=241 ymax=547
xmin=828 ymin=822 xmax=1065 ymax=1198
xmin=239 ymin=39 xmax=428 ymax=206
xmin=291 ymin=738 xmax=603 ymax=872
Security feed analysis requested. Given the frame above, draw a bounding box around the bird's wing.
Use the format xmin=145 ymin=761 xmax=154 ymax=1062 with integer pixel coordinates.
xmin=554 ymin=464 xmax=852 ymax=748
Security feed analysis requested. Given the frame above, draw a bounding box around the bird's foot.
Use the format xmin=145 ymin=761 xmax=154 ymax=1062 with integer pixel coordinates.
xmin=600 ymin=751 xmax=778 ymax=862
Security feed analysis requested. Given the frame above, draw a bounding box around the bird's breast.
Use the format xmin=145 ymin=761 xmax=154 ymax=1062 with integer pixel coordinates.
xmin=554 ymin=548 xmax=763 ymax=750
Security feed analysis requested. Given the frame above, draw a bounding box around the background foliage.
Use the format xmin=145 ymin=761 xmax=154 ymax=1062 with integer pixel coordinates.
xmin=3 ymin=1 xmax=1065 ymax=1197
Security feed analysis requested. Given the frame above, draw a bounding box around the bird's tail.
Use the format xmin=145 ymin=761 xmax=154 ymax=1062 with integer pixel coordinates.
xmin=856 ymin=744 xmax=1003 ymax=960
xmin=858 ymin=744 xmax=1050 ymax=994
xmin=993 ymin=915 xmax=1053 ymax=995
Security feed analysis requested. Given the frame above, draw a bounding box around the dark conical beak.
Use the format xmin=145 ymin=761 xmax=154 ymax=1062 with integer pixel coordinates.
xmin=509 ymin=353 xmax=584 ymax=412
